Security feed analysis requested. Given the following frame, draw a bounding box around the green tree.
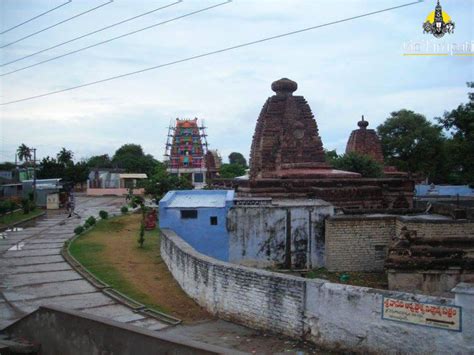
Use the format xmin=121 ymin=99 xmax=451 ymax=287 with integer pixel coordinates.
xmin=37 ymin=156 xmax=64 ymax=179
xmin=324 ymin=149 xmax=338 ymax=164
xmin=436 ymin=82 xmax=474 ymax=185
xmin=0 ymin=162 xmax=15 ymax=170
xmin=87 ymin=154 xmax=112 ymax=168
xmin=219 ymin=163 xmax=246 ymax=178
xmin=112 ymin=144 xmax=157 ymax=175
xmin=331 ymin=152 xmax=383 ymax=178
xmin=377 ymin=109 xmax=446 ymax=180
xmin=65 ymin=161 xmax=90 ymax=186
xmin=228 ymin=152 xmax=247 ymax=167
xmin=141 ymin=162 xmax=193 ymax=200
xmin=38 ymin=155 xmax=89 ymax=187
xmin=17 ymin=144 xmax=31 ymax=164
xmin=57 ymin=147 xmax=73 ymax=167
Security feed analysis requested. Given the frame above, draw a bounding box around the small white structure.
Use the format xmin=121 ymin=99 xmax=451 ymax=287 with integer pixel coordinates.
xmin=87 ymin=170 xmax=147 ymax=196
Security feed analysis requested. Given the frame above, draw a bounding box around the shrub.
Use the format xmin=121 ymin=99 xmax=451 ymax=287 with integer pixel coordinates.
xmin=83 ymin=222 xmax=91 ymax=229
xmin=0 ymin=201 xmax=8 ymax=217
xmin=21 ymin=199 xmax=30 ymax=214
xmin=133 ymin=195 xmax=144 ymax=205
xmin=138 ymin=222 xmax=145 ymax=247
xmin=6 ymin=200 xmax=17 ymax=214
xmin=74 ymin=226 xmax=84 ymax=235
xmin=86 ymin=216 xmax=96 ymax=226
xmin=99 ymin=210 xmax=108 ymax=219
xmin=121 ymin=206 xmax=128 ymax=214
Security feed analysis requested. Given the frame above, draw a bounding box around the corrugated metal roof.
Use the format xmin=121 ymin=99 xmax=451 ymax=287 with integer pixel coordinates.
xmin=118 ymin=173 xmax=147 ymax=179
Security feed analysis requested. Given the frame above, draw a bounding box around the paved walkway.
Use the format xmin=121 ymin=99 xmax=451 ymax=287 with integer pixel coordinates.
xmin=0 ymin=196 xmax=324 ymax=353
xmin=0 ymin=196 xmax=167 ymax=331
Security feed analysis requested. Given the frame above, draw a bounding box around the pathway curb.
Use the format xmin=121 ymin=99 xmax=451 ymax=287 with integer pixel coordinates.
xmin=61 ymin=220 xmax=182 ymax=327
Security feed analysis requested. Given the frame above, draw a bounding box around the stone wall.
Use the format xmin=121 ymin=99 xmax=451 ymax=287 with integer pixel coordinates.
xmin=326 ymin=215 xmax=474 ymax=272
xmin=227 ymin=203 xmax=333 ymax=269
xmin=160 ymin=229 xmax=474 ymax=353
xmin=161 ymin=229 xmax=306 ymax=337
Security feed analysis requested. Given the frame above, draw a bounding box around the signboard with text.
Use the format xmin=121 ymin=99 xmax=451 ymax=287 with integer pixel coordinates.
xmin=382 ymin=297 xmax=462 ymax=332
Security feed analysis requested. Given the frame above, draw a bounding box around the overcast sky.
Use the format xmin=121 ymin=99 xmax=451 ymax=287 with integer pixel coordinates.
xmin=0 ymin=0 xmax=472 ymax=164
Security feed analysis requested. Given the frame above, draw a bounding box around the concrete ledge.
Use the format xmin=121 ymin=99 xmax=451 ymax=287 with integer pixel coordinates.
xmin=0 ymin=211 xmax=46 ymax=232
xmin=3 ymin=305 xmax=241 ymax=355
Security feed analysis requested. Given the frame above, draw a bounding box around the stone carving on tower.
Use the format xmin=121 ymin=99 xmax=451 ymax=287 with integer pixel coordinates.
xmin=249 ymin=78 xmax=330 ymax=179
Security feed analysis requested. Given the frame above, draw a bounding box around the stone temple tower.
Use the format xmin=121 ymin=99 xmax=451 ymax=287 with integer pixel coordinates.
xmin=249 ymin=78 xmax=329 ymax=179
xmin=345 ymin=115 xmax=384 ymax=164
xmin=238 ymin=78 xmax=413 ymax=208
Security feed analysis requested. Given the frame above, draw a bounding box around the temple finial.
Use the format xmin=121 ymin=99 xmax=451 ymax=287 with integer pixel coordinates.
xmin=357 ymin=115 xmax=369 ymax=129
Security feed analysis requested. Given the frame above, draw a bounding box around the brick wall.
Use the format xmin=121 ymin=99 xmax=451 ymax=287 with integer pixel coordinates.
xmin=325 ymin=216 xmax=396 ymax=272
xmin=396 ymin=218 xmax=474 ymax=239
xmin=326 ymin=216 xmax=474 ymax=272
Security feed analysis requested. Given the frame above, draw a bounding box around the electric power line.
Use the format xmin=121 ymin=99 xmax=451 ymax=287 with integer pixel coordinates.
xmin=1 ymin=0 xmax=182 ymax=67
xmin=0 ymin=0 xmax=114 ymax=49
xmin=0 ymin=0 xmax=231 ymax=77
xmin=0 ymin=0 xmax=72 ymax=35
xmin=0 ymin=0 xmax=423 ymax=106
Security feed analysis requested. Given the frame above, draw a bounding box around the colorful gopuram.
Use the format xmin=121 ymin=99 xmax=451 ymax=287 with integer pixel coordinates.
xmin=165 ymin=118 xmax=208 ymax=188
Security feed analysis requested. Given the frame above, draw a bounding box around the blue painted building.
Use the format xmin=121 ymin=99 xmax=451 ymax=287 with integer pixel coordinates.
xmin=159 ymin=190 xmax=234 ymax=261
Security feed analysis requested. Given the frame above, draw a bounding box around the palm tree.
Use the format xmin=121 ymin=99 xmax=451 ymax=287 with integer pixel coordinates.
xmin=17 ymin=144 xmax=31 ymax=164
xmin=57 ymin=147 xmax=73 ymax=167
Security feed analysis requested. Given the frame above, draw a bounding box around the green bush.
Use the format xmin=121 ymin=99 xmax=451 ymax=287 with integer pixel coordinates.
xmin=121 ymin=206 xmax=128 ymax=214
xmin=138 ymin=222 xmax=145 ymax=247
xmin=6 ymin=200 xmax=17 ymax=214
xmin=0 ymin=202 xmax=7 ymax=217
xmin=86 ymin=216 xmax=96 ymax=226
xmin=99 ymin=210 xmax=108 ymax=219
xmin=74 ymin=226 xmax=84 ymax=235
xmin=21 ymin=199 xmax=30 ymax=214
xmin=132 ymin=195 xmax=144 ymax=206
xmin=83 ymin=222 xmax=91 ymax=229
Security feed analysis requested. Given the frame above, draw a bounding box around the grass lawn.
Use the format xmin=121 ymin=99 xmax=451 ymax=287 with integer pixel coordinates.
xmin=304 ymin=267 xmax=388 ymax=289
xmin=0 ymin=209 xmax=44 ymax=229
xmin=69 ymin=213 xmax=210 ymax=322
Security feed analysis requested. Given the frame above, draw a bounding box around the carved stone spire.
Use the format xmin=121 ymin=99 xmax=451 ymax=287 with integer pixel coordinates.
xmin=346 ymin=115 xmax=384 ymax=164
xmin=249 ymin=78 xmax=328 ymax=179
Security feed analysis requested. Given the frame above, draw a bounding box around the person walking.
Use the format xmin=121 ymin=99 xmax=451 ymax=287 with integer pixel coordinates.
xmin=67 ymin=190 xmax=79 ymax=218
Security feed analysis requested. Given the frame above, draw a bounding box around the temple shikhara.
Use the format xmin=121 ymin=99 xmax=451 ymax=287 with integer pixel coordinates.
xmin=249 ymin=78 xmax=358 ymax=179
xmin=345 ymin=116 xmax=405 ymax=177
xmin=164 ymin=118 xmax=209 ymax=188
xmin=345 ymin=115 xmax=384 ymax=164
xmin=237 ymin=78 xmax=414 ymax=209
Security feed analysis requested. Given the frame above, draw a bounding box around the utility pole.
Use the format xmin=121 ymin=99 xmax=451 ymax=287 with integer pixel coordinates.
xmin=31 ymin=148 xmax=37 ymax=200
